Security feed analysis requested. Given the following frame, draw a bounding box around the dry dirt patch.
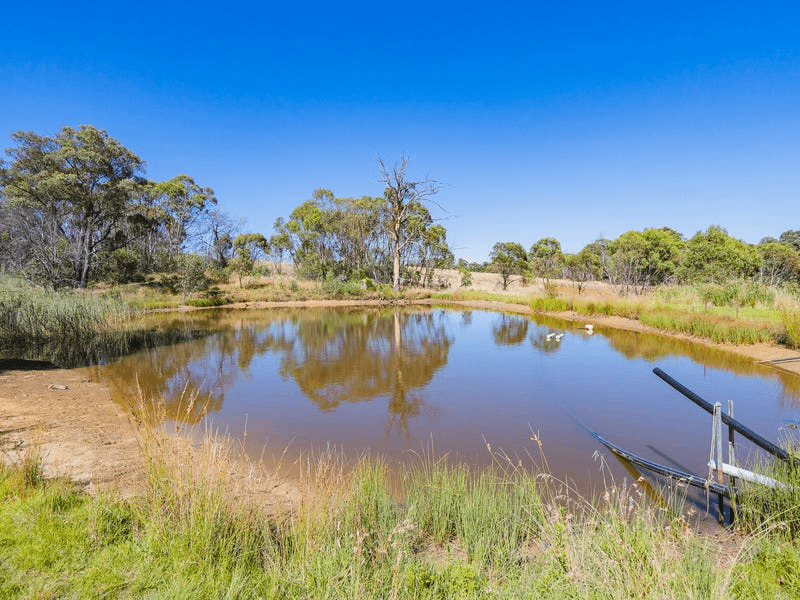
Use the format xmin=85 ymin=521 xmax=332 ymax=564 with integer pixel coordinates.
xmin=0 ymin=363 xmax=143 ymax=497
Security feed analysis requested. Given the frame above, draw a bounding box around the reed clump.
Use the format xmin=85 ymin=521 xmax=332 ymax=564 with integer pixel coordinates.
xmin=782 ymin=309 xmax=800 ymax=350
xmin=0 ymin=276 xmax=130 ymax=344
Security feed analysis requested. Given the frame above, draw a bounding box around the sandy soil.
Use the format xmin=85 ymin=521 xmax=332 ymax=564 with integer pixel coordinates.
xmin=2 ymin=271 xmax=799 ymax=498
xmin=0 ymin=362 xmax=143 ymax=497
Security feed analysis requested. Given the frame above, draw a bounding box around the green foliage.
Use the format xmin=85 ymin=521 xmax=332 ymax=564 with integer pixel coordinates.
xmin=0 ymin=125 xmax=217 ymax=289
xmin=678 ymin=226 xmax=761 ymax=284
xmin=782 ymin=309 xmax=800 ymax=349
xmin=758 ymin=241 xmax=800 ymax=285
xmin=603 ymin=228 xmax=684 ymax=293
xmin=489 ymin=242 xmax=528 ymax=290
xmin=230 ymin=232 xmax=268 ymax=287
xmin=273 ymin=172 xmax=448 ymax=290
xmin=779 ymin=229 xmax=800 ymax=253
xmin=529 ymin=237 xmax=563 ymax=281
xmin=96 ymin=248 xmax=144 ymax=285
xmin=0 ymin=276 xmax=129 ymax=344
xmin=639 ymin=309 xmax=777 ymax=344
xmin=6 ymin=437 xmax=797 ymax=599
xmin=173 ymin=253 xmax=210 ymax=299
xmin=457 ymin=265 xmax=472 ymax=287
xmin=315 ymin=276 xmax=368 ymax=299
xmin=563 ymin=247 xmax=600 ymax=293
xmin=0 ymin=125 xmax=147 ymax=288
xmin=698 ymin=281 xmax=775 ymax=309
xmin=530 ymin=297 xmax=569 ymax=312
xmin=186 ymin=296 xmax=229 ymax=308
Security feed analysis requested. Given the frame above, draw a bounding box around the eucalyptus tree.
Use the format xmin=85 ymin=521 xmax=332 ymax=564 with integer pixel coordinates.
xmin=195 ymin=209 xmax=238 ymax=268
xmin=267 ymin=222 xmax=292 ymax=275
xmin=757 ymin=241 xmax=800 ymax=286
xmin=378 ymin=156 xmax=443 ymax=290
xmin=779 ymin=230 xmax=800 ymax=253
xmin=0 ymin=125 xmax=218 ymax=287
xmin=563 ymin=247 xmax=601 ymax=293
xmin=0 ymin=125 xmax=146 ymax=287
xmin=275 ymin=189 xmax=345 ymax=280
xmin=412 ymin=223 xmax=454 ymax=286
xmin=604 ymin=228 xmax=684 ymax=293
xmin=489 ymin=242 xmax=528 ymax=290
xmin=677 ymin=226 xmax=760 ymax=284
xmin=231 ymin=232 xmax=268 ymax=287
xmin=529 ymin=237 xmax=564 ymax=284
xmin=145 ymin=174 xmax=217 ymax=268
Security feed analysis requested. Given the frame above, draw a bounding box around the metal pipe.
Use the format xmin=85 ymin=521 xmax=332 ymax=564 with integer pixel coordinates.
xmin=653 ymin=368 xmax=796 ymax=464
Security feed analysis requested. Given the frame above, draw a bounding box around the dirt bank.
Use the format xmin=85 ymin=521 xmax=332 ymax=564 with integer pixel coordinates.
xmin=0 ymin=363 xmax=143 ymax=497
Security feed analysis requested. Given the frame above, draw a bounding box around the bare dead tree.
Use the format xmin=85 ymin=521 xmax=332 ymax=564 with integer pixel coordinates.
xmin=377 ymin=155 xmax=443 ymax=290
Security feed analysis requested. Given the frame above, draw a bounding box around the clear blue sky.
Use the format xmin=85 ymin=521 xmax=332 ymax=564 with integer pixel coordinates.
xmin=2 ymin=1 xmax=798 ymax=262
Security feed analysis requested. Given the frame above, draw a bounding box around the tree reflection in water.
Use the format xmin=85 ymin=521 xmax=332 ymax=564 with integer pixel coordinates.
xmin=278 ymin=309 xmax=453 ymax=439
xmin=491 ymin=314 xmax=529 ymax=346
xmin=100 ymin=308 xmax=454 ymax=437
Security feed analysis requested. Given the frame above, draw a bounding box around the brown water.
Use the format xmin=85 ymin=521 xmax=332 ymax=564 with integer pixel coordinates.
xmin=95 ymin=306 xmax=800 ymax=507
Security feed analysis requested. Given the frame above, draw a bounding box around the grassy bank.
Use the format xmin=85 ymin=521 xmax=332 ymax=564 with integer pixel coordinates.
xmin=3 ymin=423 xmax=800 ymax=599
xmin=438 ymin=281 xmax=800 ymax=349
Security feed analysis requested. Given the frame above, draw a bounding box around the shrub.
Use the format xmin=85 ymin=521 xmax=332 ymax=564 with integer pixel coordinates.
xmin=458 ymin=266 xmax=472 ymax=288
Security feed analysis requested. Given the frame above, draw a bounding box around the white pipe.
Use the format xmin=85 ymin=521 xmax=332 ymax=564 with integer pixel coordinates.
xmin=708 ymin=461 xmax=793 ymax=490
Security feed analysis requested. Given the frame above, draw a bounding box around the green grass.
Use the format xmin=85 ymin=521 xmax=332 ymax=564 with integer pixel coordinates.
xmin=185 ymin=296 xmax=231 ymax=307
xmin=0 ymin=276 xmax=130 ymax=343
xmin=433 ymin=289 xmax=532 ymax=306
xmin=782 ymin=309 xmax=800 ymax=350
xmin=6 ymin=424 xmax=800 ymax=599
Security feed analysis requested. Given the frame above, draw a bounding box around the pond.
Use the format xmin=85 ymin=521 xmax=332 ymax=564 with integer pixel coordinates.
xmin=92 ymin=306 xmax=800 ymax=502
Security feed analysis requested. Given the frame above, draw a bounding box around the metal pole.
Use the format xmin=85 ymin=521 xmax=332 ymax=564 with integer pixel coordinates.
xmin=653 ymin=368 xmax=796 ymax=464
xmin=714 ymin=403 xmax=725 ymax=525
xmin=728 ymin=398 xmax=737 ymax=524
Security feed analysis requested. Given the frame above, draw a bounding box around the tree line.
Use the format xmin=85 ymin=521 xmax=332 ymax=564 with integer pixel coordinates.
xmin=0 ymin=125 xmax=451 ymax=291
xmin=483 ymin=226 xmax=800 ymax=293
xmin=1 ymin=125 xmax=797 ymax=296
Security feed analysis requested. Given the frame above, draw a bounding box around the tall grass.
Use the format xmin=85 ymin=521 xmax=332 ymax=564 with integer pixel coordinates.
xmin=517 ymin=286 xmax=795 ymax=346
xmin=5 ymin=415 xmax=790 ymax=598
xmin=0 ymin=276 xmax=130 ymax=343
xmin=782 ymin=309 xmax=800 ymax=350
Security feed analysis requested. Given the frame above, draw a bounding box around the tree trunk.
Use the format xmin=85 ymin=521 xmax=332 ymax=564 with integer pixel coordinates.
xmin=392 ymin=222 xmax=401 ymax=291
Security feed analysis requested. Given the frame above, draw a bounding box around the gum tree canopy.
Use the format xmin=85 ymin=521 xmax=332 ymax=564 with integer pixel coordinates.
xmin=0 ymin=125 xmax=216 ymax=288
xmin=0 ymin=125 xmax=145 ymax=287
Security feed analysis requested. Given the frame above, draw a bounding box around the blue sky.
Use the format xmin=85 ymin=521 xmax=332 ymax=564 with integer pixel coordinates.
xmin=2 ymin=1 xmax=799 ymax=261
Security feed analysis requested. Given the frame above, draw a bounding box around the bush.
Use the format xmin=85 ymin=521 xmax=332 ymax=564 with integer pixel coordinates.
xmin=458 ymin=266 xmax=472 ymax=288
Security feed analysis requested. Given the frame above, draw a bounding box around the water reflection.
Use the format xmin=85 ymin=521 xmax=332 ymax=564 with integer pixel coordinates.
xmin=1 ymin=314 xmax=209 ymax=368
xmin=276 ymin=310 xmax=452 ymax=437
xmin=101 ymin=308 xmax=453 ymax=435
xmin=492 ymin=314 xmax=529 ymax=345
xmin=93 ymin=305 xmax=800 ymax=510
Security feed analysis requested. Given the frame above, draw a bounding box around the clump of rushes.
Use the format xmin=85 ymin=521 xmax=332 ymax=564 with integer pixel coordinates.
xmin=433 ymin=289 xmax=531 ymax=305
xmin=530 ymin=297 xmax=570 ymax=312
xmin=782 ymin=309 xmax=800 ymax=349
xmin=0 ymin=276 xmax=130 ymax=343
